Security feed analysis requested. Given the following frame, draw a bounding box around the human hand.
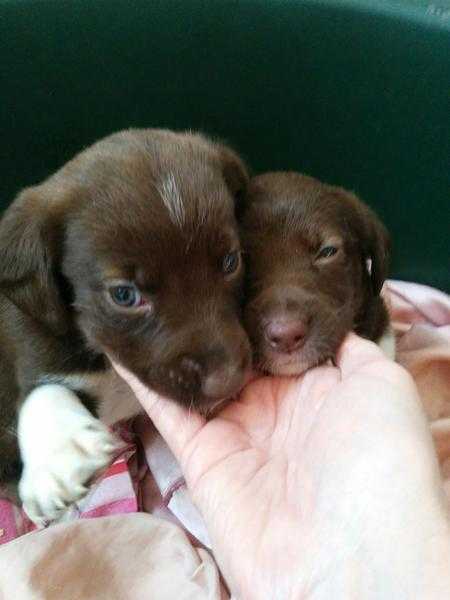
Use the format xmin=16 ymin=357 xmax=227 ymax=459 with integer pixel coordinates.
xmin=113 ymin=334 xmax=450 ymax=600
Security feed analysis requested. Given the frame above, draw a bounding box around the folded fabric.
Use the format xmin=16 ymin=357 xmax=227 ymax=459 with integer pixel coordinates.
xmin=0 ymin=513 xmax=226 ymax=600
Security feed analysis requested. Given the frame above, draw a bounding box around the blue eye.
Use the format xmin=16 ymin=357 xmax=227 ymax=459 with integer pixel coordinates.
xmin=109 ymin=285 xmax=141 ymax=307
xmin=317 ymin=246 xmax=338 ymax=260
xmin=222 ymin=251 xmax=240 ymax=275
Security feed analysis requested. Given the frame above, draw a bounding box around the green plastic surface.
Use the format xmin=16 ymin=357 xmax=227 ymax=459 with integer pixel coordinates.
xmin=1 ymin=1 xmax=449 ymax=290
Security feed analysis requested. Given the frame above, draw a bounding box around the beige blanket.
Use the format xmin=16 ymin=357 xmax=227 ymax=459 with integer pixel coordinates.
xmin=0 ymin=514 xmax=227 ymax=599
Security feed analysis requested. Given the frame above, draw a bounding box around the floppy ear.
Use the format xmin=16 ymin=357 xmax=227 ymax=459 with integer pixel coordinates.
xmin=334 ymin=187 xmax=390 ymax=295
xmin=215 ymin=144 xmax=249 ymax=218
xmin=0 ymin=186 xmax=69 ymax=334
xmin=348 ymin=193 xmax=390 ymax=295
xmin=364 ymin=209 xmax=390 ymax=295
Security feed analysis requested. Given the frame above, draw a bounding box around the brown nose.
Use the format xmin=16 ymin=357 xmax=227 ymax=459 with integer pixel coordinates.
xmin=265 ymin=319 xmax=307 ymax=353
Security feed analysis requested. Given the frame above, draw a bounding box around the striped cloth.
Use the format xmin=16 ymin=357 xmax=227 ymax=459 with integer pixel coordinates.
xmin=0 ymin=422 xmax=140 ymax=546
xmin=0 ymin=416 xmax=207 ymax=549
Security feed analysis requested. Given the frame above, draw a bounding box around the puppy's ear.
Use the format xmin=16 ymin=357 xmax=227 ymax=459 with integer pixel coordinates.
xmin=364 ymin=209 xmax=390 ymax=295
xmin=346 ymin=191 xmax=390 ymax=295
xmin=215 ymin=144 xmax=249 ymax=217
xmin=0 ymin=186 xmax=69 ymax=334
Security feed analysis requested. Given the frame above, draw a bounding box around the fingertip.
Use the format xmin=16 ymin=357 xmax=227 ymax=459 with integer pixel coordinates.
xmin=111 ymin=360 xmax=139 ymax=388
xmin=336 ymin=332 xmax=387 ymax=378
xmin=111 ymin=360 xmax=158 ymax=407
xmin=110 ymin=357 xmax=205 ymax=462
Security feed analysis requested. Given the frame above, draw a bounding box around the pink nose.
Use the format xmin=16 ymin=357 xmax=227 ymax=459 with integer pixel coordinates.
xmin=264 ymin=319 xmax=307 ymax=353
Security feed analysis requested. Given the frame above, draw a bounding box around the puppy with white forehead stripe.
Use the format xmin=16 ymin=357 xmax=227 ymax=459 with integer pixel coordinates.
xmin=241 ymin=172 xmax=395 ymax=376
xmin=0 ymin=129 xmax=251 ymax=524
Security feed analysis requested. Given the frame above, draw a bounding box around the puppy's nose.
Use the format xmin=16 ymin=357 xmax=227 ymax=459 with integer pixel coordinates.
xmin=265 ymin=319 xmax=307 ymax=353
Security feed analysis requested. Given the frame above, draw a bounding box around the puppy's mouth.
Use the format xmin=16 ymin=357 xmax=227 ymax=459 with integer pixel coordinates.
xmin=197 ymin=368 xmax=253 ymax=417
xmin=249 ymin=305 xmax=351 ymax=376
xmin=198 ymin=396 xmax=234 ymax=418
xmin=132 ymin=357 xmax=251 ymax=412
xmin=257 ymin=341 xmax=332 ymax=376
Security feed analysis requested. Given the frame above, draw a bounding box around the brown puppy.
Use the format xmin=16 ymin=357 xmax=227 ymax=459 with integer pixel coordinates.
xmin=241 ymin=172 xmax=394 ymax=375
xmin=0 ymin=128 xmax=251 ymax=524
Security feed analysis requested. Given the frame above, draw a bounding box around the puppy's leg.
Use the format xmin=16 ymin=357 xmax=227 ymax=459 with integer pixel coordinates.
xmin=18 ymin=384 xmax=121 ymax=526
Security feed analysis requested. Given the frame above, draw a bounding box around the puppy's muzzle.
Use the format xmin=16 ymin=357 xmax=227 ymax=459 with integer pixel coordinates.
xmin=264 ymin=317 xmax=308 ymax=354
xmin=252 ymin=285 xmax=316 ymax=355
xmin=177 ymin=346 xmax=250 ymax=402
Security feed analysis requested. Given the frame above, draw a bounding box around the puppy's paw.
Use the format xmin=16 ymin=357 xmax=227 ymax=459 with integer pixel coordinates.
xmin=18 ymin=385 xmax=122 ymax=526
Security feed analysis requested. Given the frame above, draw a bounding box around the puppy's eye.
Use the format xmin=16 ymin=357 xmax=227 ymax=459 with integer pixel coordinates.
xmin=222 ymin=251 xmax=241 ymax=275
xmin=316 ymin=246 xmax=338 ymax=260
xmin=109 ymin=284 xmax=143 ymax=308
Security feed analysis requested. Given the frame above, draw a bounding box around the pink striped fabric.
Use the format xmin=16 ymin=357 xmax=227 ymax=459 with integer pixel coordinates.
xmin=0 ymin=422 xmax=139 ymax=546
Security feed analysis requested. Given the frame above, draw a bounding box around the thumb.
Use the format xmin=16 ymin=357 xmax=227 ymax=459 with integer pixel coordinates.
xmin=111 ymin=360 xmax=205 ymax=463
xmin=336 ymin=332 xmax=389 ymax=380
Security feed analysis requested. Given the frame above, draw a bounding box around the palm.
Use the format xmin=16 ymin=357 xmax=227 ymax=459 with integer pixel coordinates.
xmin=175 ymin=354 xmax=427 ymax=597
xmin=114 ymin=336 xmax=444 ymax=599
xmin=181 ymin=371 xmax=331 ymax=510
xmin=182 ymin=355 xmax=408 ymax=503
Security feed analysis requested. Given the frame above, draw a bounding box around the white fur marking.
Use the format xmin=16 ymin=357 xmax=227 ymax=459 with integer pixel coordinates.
xmin=158 ymin=172 xmax=185 ymax=227
xmin=377 ymin=326 xmax=396 ymax=360
xmin=39 ymin=370 xmax=142 ymax=425
xmin=18 ymin=384 xmax=121 ymax=525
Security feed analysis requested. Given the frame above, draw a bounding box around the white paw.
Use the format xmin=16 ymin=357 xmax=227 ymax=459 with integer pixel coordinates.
xmin=18 ymin=384 xmax=122 ymax=526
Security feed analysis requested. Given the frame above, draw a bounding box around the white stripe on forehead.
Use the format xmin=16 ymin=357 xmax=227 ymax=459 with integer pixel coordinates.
xmin=158 ymin=172 xmax=185 ymax=227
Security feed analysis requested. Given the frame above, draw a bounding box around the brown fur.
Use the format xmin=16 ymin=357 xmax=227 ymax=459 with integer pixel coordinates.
xmin=240 ymin=172 xmax=390 ymax=375
xmin=0 ymin=128 xmax=251 ymax=489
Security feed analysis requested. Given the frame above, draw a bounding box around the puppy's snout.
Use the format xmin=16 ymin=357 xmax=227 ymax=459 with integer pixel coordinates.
xmin=178 ymin=343 xmax=250 ymax=402
xmin=202 ymin=360 xmax=247 ymax=400
xmin=180 ymin=356 xmax=202 ymax=377
xmin=264 ymin=318 xmax=308 ymax=354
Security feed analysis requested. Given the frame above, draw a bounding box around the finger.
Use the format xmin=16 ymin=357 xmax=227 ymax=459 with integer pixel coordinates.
xmin=111 ymin=360 xmax=205 ymax=462
xmin=336 ymin=332 xmax=388 ymax=380
xmin=301 ymin=363 xmax=341 ymax=398
xmin=430 ymin=418 xmax=450 ymax=462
